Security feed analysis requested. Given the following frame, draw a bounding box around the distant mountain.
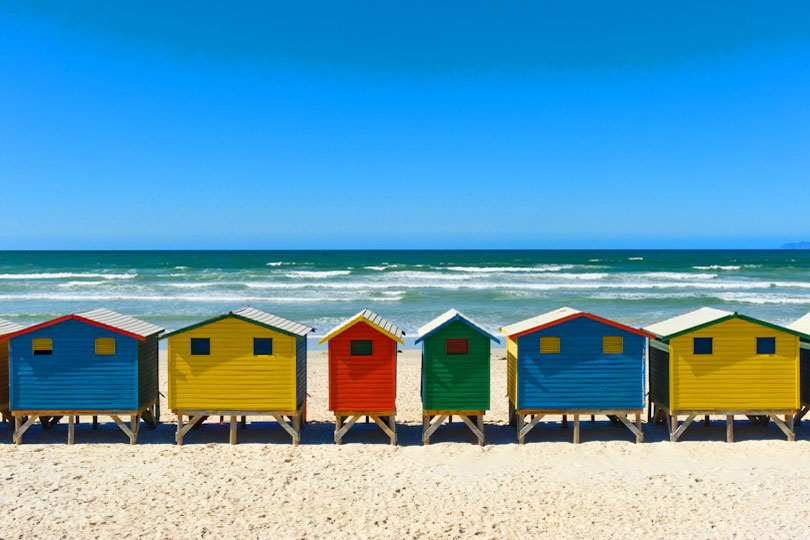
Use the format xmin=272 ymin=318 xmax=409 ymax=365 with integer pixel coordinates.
xmin=780 ymin=241 xmax=810 ymax=249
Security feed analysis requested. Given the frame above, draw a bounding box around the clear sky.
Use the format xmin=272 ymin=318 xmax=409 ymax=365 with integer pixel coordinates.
xmin=1 ymin=2 xmax=808 ymax=249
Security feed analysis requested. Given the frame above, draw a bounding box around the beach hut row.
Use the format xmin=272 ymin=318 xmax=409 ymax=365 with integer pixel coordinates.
xmin=2 ymin=306 xmax=809 ymax=446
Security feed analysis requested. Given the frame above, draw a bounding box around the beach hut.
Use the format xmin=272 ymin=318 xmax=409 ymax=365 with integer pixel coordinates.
xmin=319 ymin=309 xmax=404 ymax=445
xmin=163 ymin=307 xmax=313 ymax=445
xmin=0 ymin=318 xmax=24 ymax=425
xmin=643 ymin=307 xmax=808 ymax=442
xmin=499 ymin=307 xmax=652 ymax=444
xmin=788 ymin=313 xmax=810 ymax=424
xmin=415 ymin=309 xmax=499 ymax=445
xmin=6 ymin=309 xmax=163 ymax=445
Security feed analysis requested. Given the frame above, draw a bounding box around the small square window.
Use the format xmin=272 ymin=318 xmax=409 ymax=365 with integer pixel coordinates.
xmin=446 ymin=338 xmax=468 ymax=355
xmin=756 ymin=337 xmax=776 ymax=355
xmin=539 ymin=337 xmax=560 ymax=354
xmin=351 ymin=340 xmax=373 ymax=356
xmin=603 ymin=336 xmax=623 ymax=354
xmin=95 ymin=338 xmax=115 ymax=355
xmin=190 ymin=338 xmax=210 ymax=355
xmin=32 ymin=338 xmax=52 ymax=356
xmin=254 ymin=338 xmax=273 ymax=355
xmin=694 ymin=337 xmax=713 ymax=355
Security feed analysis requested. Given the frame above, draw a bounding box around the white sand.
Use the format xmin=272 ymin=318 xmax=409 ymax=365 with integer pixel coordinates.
xmin=2 ymin=349 xmax=810 ymax=539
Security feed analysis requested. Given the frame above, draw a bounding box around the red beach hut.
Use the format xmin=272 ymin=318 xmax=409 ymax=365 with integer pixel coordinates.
xmin=319 ymin=309 xmax=404 ymax=444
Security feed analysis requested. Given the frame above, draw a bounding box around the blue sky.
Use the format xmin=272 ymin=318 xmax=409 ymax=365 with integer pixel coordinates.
xmin=1 ymin=2 xmax=808 ymax=249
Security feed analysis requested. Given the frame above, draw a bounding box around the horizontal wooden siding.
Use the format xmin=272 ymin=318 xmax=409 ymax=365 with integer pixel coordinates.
xmin=169 ymin=317 xmax=297 ymax=411
xmin=669 ymin=318 xmax=799 ymax=411
xmin=329 ymin=322 xmax=396 ymax=411
xmin=10 ymin=319 xmax=138 ymax=411
xmin=422 ymin=320 xmax=490 ymax=410
xmin=516 ymin=317 xmax=645 ymax=410
xmin=648 ymin=342 xmax=670 ymax=408
xmin=138 ymin=335 xmax=159 ymax=409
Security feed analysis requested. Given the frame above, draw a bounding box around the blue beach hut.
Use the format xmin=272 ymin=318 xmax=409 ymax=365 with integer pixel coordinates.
xmin=6 ymin=308 xmax=164 ymax=444
xmin=499 ymin=307 xmax=653 ymax=444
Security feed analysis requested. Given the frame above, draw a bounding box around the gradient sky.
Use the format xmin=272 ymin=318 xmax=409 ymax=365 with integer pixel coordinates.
xmin=1 ymin=2 xmax=808 ymax=249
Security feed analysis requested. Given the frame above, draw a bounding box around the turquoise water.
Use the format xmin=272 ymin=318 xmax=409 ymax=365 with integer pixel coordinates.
xmin=1 ymin=250 xmax=809 ymax=347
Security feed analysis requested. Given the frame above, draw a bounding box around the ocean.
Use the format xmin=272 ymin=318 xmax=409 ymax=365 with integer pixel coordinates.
xmin=1 ymin=250 xmax=808 ymax=347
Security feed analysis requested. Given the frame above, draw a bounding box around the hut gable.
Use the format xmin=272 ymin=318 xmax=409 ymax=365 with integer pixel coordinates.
xmin=416 ymin=309 xmax=500 ymax=345
xmin=512 ymin=316 xmax=647 ymax=410
xmin=167 ymin=312 xmax=309 ymax=411
xmin=319 ymin=309 xmax=404 ymax=346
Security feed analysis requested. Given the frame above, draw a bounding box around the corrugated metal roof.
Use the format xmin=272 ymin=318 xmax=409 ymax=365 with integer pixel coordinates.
xmin=76 ymin=308 xmax=164 ymax=338
xmin=415 ymin=309 xmax=500 ymax=344
xmin=0 ymin=318 xmax=24 ymax=337
xmin=319 ymin=309 xmax=404 ymax=345
xmin=232 ymin=306 xmax=313 ymax=337
xmin=642 ymin=307 xmax=733 ymax=339
xmin=788 ymin=312 xmax=810 ymax=336
xmin=499 ymin=307 xmax=581 ymax=337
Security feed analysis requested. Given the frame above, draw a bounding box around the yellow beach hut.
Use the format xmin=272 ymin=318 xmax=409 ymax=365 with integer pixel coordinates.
xmin=164 ymin=307 xmax=313 ymax=445
xmin=643 ymin=307 xmax=808 ymax=442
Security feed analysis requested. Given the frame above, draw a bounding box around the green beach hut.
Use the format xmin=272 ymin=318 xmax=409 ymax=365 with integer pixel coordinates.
xmin=415 ymin=309 xmax=500 ymax=445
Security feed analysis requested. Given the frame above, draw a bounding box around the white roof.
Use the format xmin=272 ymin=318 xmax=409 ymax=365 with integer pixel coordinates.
xmin=0 ymin=318 xmax=24 ymax=337
xmin=499 ymin=307 xmax=581 ymax=337
xmin=643 ymin=307 xmax=733 ymax=339
xmin=233 ymin=306 xmax=313 ymax=337
xmin=77 ymin=308 xmax=164 ymax=338
xmin=321 ymin=309 xmax=404 ymax=344
xmin=788 ymin=313 xmax=810 ymax=335
xmin=415 ymin=309 xmax=500 ymax=343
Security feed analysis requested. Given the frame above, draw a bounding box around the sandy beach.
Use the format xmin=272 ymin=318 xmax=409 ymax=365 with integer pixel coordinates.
xmin=1 ymin=349 xmax=810 ymax=539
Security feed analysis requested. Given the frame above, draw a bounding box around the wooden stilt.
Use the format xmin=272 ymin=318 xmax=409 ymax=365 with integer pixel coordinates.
xmin=174 ymin=414 xmax=203 ymax=445
xmin=68 ymin=415 xmax=75 ymax=445
xmin=389 ymin=414 xmax=396 ymax=445
xmin=590 ymin=414 xmax=595 ymax=423
xmin=335 ymin=415 xmax=344 ymax=445
xmin=92 ymin=416 xmax=98 ymax=430
xmin=477 ymin=414 xmax=484 ymax=446
xmin=14 ymin=415 xmax=38 ymax=445
xmin=726 ymin=415 xmax=734 ymax=443
xmin=635 ymin=414 xmax=643 ymax=443
xmin=422 ymin=414 xmax=430 ymax=445
xmin=770 ymin=414 xmax=795 ymax=441
xmin=704 ymin=414 xmax=710 ymax=426
xmin=293 ymin=412 xmax=301 ymax=446
xmin=670 ymin=413 xmax=696 ymax=442
xmin=562 ymin=415 xmax=567 ymax=428
xmin=129 ymin=415 xmax=138 ymax=445
xmin=230 ymin=415 xmax=237 ymax=445
xmin=573 ymin=414 xmax=580 ymax=444
xmin=517 ymin=413 xmax=543 ymax=443
xmin=241 ymin=415 xmax=246 ymax=429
